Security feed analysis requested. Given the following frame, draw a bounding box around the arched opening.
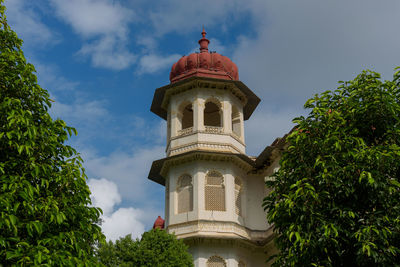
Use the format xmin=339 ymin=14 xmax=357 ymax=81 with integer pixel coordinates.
xmin=234 ymin=177 xmax=243 ymax=216
xmin=204 ymin=101 xmax=221 ymax=127
xmin=231 ymin=106 xmax=241 ymax=137
xmin=205 ymin=171 xmax=225 ymax=211
xmin=181 ymin=103 xmax=193 ymax=130
xmin=177 ymin=174 xmax=193 ymax=213
xmin=207 ymin=255 xmax=226 ymax=267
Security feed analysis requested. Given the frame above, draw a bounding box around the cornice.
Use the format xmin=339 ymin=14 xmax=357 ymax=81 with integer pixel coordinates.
xmin=167 ymin=220 xmax=275 ymax=249
xmin=148 ymin=151 xmax=256 ymax=186
xmin=150 ymin=77 xmax=260 ymax=121
xmin=161 ymin=79 xmax=248 ymax=111
xmin=168 ymin=141 xmax=243 ymax=157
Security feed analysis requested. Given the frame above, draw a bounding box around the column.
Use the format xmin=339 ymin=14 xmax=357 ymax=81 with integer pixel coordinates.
xmin=170 ymin=100 xmax=180 ymax=138
xmin=239 ymin=110 xmax=245 ymax=143
xmin=225 ymin=172 xmax=235 ymax=220
xmin=193 ymin=98 xmax=205 ymax=132
xmin=196 ymin=170 xmax=205 ymax=215
xmin=222 ymin=100 xmax=232 ymax=134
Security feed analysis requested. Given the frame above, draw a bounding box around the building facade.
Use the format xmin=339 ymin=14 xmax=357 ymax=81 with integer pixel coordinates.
xmin=148 ymin=30 xmax=285 ymax=267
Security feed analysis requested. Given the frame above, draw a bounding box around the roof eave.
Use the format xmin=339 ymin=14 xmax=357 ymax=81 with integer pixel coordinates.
xmin=150 ymin=77 xmax=260 ymax=121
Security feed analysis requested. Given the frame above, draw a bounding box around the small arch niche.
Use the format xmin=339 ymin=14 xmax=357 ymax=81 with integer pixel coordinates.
xmin=231 ymin=106 xmax=241 ymax=137
xmin=181 ymin=103 xmax=193 ymax=130
xmin=207 ymin=255 xmax=227 ymax=267
xmin=177 ymin=174 xmax=193 ymax=214
xmin=204 ymin=101 xmax=221 ymax=127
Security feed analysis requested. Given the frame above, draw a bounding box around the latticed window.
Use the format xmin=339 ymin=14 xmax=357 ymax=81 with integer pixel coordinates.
xmin=205 ymin=171 xmax=225 ymax=211
xmin=177 ymin=174 xmax=193 ymax=213
xmin=231 ymin=106 xmax=241 ymax=137
xmin=234 ymin=177 xmax=243 ymax=216
xmin=238 ymin=260 xmax=246 ymax=267
xmin=206 ymin=255 xmax=226 ymax=267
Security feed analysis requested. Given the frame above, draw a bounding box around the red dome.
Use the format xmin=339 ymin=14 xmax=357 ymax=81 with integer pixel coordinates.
xmin=169 ymin=29 xmax=239 ymax=83
xmin=153 ymin=216 xmax=165 ymax=229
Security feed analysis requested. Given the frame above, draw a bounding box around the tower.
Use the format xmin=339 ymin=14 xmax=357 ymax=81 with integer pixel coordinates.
xmin=149 ymin=30 xmax=276 ymax=267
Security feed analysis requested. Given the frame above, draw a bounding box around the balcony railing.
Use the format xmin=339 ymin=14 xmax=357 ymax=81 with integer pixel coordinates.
xmin=205 ymin=126 xmax=223 ymax=134
xmin=178 ymin=127 xmax=193 ymax=136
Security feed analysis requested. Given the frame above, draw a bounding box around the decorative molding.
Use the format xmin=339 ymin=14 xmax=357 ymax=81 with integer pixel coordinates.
xmin=161 ymin=79 xmax=248 ymax=112
xmin=166 ymin=130 xmax=246 ymax=153
xmin=168 ymin=141 xmax=242 ymax=157
xmin=204 ymin=126 xmax=223 ymax=134
xmin=178 ymin=127 xmax=193 ymax=136
xmin=167 ymin=220 xmax=273 ymax=246
xmin=160 ymin=152 xmax=254 ymax=178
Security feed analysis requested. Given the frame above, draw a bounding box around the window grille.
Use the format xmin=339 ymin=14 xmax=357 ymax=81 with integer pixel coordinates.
xmin=234 ymin=177 xmax=243 ymax=216
xmin=177 ymin=174 xmax=193 ymax=213
xmin=205 ymin=171 xmax=225 ymax=211
xmin=231 ymin=106 xmax=241 ymax=137
xmin=206 ymin=255 xmax=226 ymax=267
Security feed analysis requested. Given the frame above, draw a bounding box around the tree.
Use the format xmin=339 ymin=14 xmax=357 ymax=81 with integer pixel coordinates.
xmin=0 ymin=1 xmax=105 ymax=265
xmin=96 ymin=235 xmax=139 ymax=266
xmin=263 ymin=68 xmax=400 ymax=266
xmin=96 ymin=230 xmax=194 ymax=267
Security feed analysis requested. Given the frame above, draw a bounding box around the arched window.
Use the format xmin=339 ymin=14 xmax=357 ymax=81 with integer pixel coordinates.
xmin=231 ymin=106 xmax=241 ymax=137
xmin=205 ymin=171 xmax=225 ymax=211
xmin=238 ymin=260 xmax=246 ymax=267
xmin=204 ymin=101 xmax=221 ymax=127
xmin=177 ymin=174 xmax=193 ymax=213
xmin=206 ymin=255 xmax=226 ymax=267
xmin=181 ymin=103 xmax=193 ymax=130
xmin=234 ymin=177 xmax=243 ymax=216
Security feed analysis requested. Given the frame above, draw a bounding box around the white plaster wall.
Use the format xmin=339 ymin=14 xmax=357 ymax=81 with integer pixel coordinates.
xmin=190 ymin=241 xmax=268 ymax=267
xmin=245 ymin=173 xmax=270 ymax=230
xmin=166 ymin=160 xmax=269 ymax=231
xmin=167 ymin=161 xmax=200 ymax=227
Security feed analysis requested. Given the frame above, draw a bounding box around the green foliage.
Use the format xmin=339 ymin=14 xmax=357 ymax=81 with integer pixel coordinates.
xmin=0 ymin=1 xmax=105 ymax=265
xmin=263 ymin=68 xmax=400 ymax=266
xmin=97 ymin=230 xmax=194 ymax=267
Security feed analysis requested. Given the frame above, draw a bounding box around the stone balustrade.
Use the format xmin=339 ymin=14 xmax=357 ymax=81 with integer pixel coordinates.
xmin=178 ymin=127 xmax=193 ymax=136
xmin=205 ymin=126 xmax=223 ymax=134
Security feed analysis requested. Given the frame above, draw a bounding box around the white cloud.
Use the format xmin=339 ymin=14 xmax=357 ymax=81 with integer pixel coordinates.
xmin=49 ymin=0 xmax=134 ymax=38
xmin=49 ymin=0 xmax=136 ymax=69
xmin=83 ymin=146 xmax=165 ymax=203
xmin=78 ymin=36 xmax=137 ymax=70
xmin=88 ymin=178 xmax=145 ymax=241
xmin=102 ymin=207 xmax=145 ymax=241
xmin=148 ymin=0 xmax=247 ymax=36
xmin=231 ymin=0 xmax=400 ymax=152
xmin=50 ymin=99 xmax=109 ymax=124
xmin=138 ymin=54 xmax=181 ymax=74
xmin=5 ymin=0 xmax=57 ymax=45
xmin=88 ymin=178 xmax=121 ymax=215
xmin=234 ymin=0 xmax=400 ymax=104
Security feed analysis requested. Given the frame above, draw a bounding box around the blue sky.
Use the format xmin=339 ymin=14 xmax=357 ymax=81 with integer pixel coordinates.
xmin=5 ymin=0 xmax=400 ymax=241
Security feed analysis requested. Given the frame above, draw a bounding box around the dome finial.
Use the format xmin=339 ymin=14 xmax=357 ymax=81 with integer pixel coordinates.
xmin=202 ymin=26 xmax=206 ymax=38
xmin=198 ymin=26 xmax=209 ymax=53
